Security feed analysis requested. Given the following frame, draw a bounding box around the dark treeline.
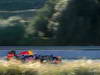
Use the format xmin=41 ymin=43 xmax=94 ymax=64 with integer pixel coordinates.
xmin=0 ymin=0 xmax=100 ymax=45
xmin=55 ymin=0 xmax=100 ymax=45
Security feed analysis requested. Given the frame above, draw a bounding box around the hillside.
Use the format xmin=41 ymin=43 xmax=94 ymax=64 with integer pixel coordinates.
xmin=0 ymin=0 xmax=100 ymax=45
xmin=0 ymin=0 xmax=46 ymax=11
xmin=29 ymin=0 xmax=100 ymax=45
xmin=0 ymin=0 xmax=46 ymax=19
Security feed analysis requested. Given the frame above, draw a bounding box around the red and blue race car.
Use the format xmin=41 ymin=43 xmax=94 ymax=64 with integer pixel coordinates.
xmin=6 ymin=50 xmax=62 ymax=64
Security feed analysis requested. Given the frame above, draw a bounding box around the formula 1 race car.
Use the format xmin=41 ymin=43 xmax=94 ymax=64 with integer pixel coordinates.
xmin=6 ymin=50 xmax=62 ymax=64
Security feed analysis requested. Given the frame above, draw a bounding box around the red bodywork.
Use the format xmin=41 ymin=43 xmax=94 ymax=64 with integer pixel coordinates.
xmin=7 ymin=53 xmax=15 ymax=60
xmin=19 ymin=51 xmax=29 ymax=55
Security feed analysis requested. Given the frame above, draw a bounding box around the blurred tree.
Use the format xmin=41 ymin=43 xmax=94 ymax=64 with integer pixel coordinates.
xmin=55 ymin=0 xmax=98 ymax=45
xmin=23 ymin=0 xmax=100 ymax=45
xmin=0 ymin=17 xmax=25 ymax=45
xmin=27 ymin=0 xmax=58 ymax=39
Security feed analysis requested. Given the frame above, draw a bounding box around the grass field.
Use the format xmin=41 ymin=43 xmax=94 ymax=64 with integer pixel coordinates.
xmin=0 ymin=59 xmax=100 ymax=75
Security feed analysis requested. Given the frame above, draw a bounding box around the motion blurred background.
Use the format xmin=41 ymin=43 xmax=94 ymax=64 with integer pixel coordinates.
xmin=0 ymin=0 xmax=100 ymax=46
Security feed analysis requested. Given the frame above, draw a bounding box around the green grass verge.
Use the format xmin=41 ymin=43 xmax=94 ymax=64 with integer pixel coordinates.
xmin=0 ymin=59 xmax=100 ymax=75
